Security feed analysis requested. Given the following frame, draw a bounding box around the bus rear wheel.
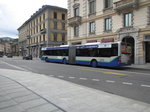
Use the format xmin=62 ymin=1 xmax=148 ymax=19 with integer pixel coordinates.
xmin=62 ymin=58 xmax=67 ymax=64
xmin=91 ymin=60 xmax=97 ymax=67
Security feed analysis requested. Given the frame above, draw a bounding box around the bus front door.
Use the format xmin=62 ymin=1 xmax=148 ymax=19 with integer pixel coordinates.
xmin=69 ymin=46 xmax=76 ymax=64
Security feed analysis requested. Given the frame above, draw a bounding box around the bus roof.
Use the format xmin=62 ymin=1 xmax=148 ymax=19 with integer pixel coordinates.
xmin=41 ymin=46 xmax=69 ymax=51
xmin=76 ymin=42 xmax=121 ymax=49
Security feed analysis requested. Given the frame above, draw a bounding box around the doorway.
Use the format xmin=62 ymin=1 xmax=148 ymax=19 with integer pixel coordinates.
xmin=145 ymin=42 xmax=150 ymax=63
xmin=122 ymin=36 xmax=135 ymax=63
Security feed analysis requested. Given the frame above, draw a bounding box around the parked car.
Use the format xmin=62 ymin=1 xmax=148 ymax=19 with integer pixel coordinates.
xmin=23 ymin=55 xmax=32 ymax=60
xmin=7 ymin=53 xmax=13 ymax=58
xmin=0 ymin=54 xmax=3 ymax=57
xmin=0 ymin=52 xmax=3 ymax=57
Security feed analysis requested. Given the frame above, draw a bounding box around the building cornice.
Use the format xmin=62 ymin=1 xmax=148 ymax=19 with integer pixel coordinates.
xmin=140 ymin=28 xmax=150 ymax=32
xmin=67 ymin=33 xmax=116 ymax=41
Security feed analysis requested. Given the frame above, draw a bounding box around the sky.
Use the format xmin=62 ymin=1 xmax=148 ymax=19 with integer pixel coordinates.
xmin=0 ymin=0 xmax=67 ymax=38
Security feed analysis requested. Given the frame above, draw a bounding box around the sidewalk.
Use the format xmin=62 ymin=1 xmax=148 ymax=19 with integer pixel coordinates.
xmin=125 ymin=63 xmax=150 ymax=71
xmin=0 ymin=69 xmax=150 ymax=112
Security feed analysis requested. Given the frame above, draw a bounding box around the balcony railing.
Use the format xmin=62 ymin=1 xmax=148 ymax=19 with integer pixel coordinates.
xmin=114 ymin=0 xmax=138 ymax=12
xmin=40 ymin=29 xmax=46 ymax=34
xmin=68 ymin=16 xmax=81 ymax=27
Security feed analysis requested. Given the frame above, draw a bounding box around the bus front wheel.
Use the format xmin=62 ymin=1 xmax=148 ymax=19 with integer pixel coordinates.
xmin=45 ymin=57 xmax=48 ymax=62
xmin=91 ymin=60 xmax=97 ymax=67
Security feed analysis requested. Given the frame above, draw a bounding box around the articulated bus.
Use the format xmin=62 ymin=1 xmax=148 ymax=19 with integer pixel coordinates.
xmin=41 ymin=42 xmax=131 ymax=67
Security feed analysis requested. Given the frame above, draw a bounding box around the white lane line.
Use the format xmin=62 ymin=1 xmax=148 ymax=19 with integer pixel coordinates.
xmin=141 ymin=84 xmax=150 ymax=88
xmin=79 ymin=78 xmax=87 ymax=80
xmin=68 ymin=77 xmax=75 ymax=79
xmin=106 ymin=80 xmax=115 ymax=83
xmin=58 ymin=76 xmax=64 ymax=78
xmin=122 ymin=82 xmax=133 ymax=85
xmin=92 ymin=79 xmax=100 ymax=82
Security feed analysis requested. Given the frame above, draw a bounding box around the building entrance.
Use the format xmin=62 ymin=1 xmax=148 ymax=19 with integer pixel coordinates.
xmin=146 ymin=42 xmax=150 ymax=63
xmin=122 ymin=36 xmax=135 ymax=63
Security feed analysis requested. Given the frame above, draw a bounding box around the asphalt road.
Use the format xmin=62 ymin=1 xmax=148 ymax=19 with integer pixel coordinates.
xmin=0 ymin=57 xmax=150 ymax=104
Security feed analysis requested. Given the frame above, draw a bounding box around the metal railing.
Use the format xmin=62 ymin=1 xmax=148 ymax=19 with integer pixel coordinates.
xmin=114 ymin=0 xmax=138 ymax=11
xmin=68 ymin=16 xmax=81 ymax=26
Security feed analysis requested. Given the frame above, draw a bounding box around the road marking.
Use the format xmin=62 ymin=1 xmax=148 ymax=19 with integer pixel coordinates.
xmin=92 ymin=79 xmax=100 ymax=81
xmin=106 ymin=80 xmax=115 ymax=83
xmin=68 ymin=77 xmax=75 ymax=79
xmin=79 ymin=78 xmax=87 ymax=80
xmin=78 ymin=68 xmax=128 ymax=76
xmin=122 ymin=82 xmax=133 ymax=85
xmin=58 ymin=76 xmax=64 ymax=78
xmin=103 ymin=72 xmax=128 ymax=76
xmin=79 ymin=68 xmax=102 ymax=73
xmin=80 ymin=67 xmax=150 ymax=76
xmin=141 ymin=84 xmax=150 ymax=88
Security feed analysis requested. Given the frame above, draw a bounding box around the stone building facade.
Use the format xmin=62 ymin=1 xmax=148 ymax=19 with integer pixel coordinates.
xmin=18 ymin=5 xmax=67 ymax=57
xmin=0 ymin=39 xmax=12 ymax=55
xmin=11 ymin=39 xmax=19 ymax=56
xmin=67 ymin=0 xmax=150 ymax=64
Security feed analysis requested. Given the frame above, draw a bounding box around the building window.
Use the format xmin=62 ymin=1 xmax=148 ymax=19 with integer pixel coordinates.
xmin=43 ymin=34 xmax=45 ymax=41
xmin=43 ymin=13 xmax=45 ymax=20
xmin=124 ymin=12 xmax=132 ymax=27
xmin=40 ymin=25 xmax=41 ymax=30
xmin=74 ymin=26 xmax=79 ymax=37
xmin=40 ymin=36 xmax=41 ymax=42
xmin=43 ymin=23 xmax=45 ymax=29
xmin=54 ymin=33 xmax=57 ymax=41
xmin=40 ymin=16 xmax=42 ymax=22
xmin=36 ymin=27 xmax=38 ymax=33
xmin=74 ymin=7 xmax=79 ymax=17
xmin=89 ymin=0 xmax=96 ymax=15
xmin=62 ymin=34 xmax=65 ymax=42
xmin=89 ymin=21 xmax=95 ymax=34
xmin=36 ymin=19 xmax=38 ymax=25
xmin=148 ymin=6 xmax=150 ymax=25
xmin=54 ymin=21 xmax=57 ymax=29
xmin=62 ymin=14 xmax=65 ymax=20
xmin=104 ymin=0 xmax=112 ymax=9
xmin=62 ymin=22 xmax=65 ymax=30
xmin=105 ymin=18 xmax=112 ymax=31
xmin=54 ymin=12 xmax=57 ymax=19
xmin=33 ymin=20 xmax=35 ymax=26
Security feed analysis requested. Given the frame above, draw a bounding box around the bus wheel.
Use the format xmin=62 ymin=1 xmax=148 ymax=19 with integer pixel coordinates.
xmin=63 ymin=58 xmax=67 ymax=64
xmin=91 ymin=60 xmax=97 ymax=67
xmin=45 ymin=57 xmax=48 ymax=62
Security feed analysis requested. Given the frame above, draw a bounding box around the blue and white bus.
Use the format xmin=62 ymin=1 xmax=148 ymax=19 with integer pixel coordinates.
xmin=41 ymin=45 xmax=69 ymax=64
xmin=41 ymin=42 xmax=131 ymax=67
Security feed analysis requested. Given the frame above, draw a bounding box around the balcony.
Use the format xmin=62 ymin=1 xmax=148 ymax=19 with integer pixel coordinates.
xmin=114 ymin=0 xmax=138 ymax=12
xmin=68 ymin=16 xmax=81 ymax=27
xmin=40 ymin=29 xmax=46 ymax=34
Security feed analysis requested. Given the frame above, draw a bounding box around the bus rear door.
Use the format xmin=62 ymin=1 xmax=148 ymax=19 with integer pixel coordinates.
xmin=69 ymin=46 xmax=76 ymax=64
